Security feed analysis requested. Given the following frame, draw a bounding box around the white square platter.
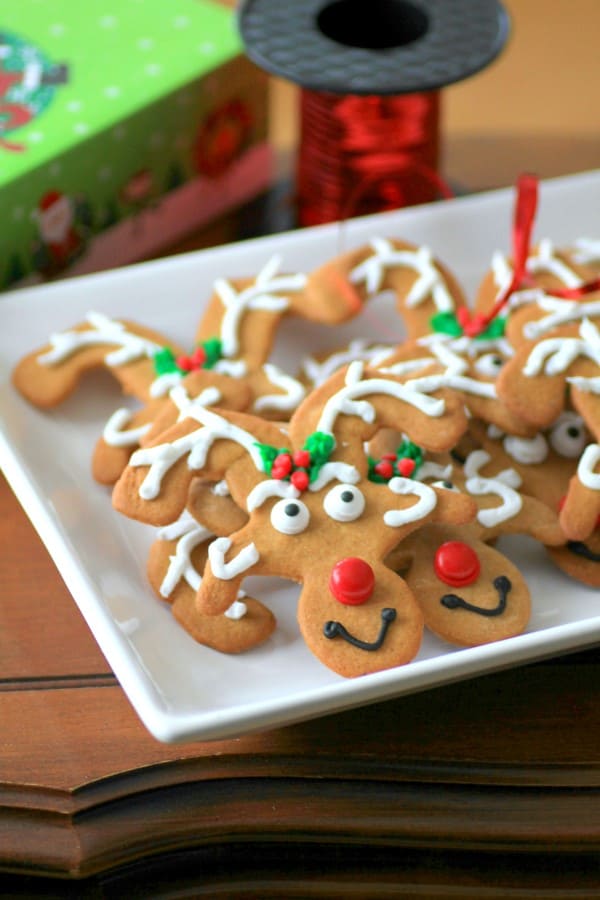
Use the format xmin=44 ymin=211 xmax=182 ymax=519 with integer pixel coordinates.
xmin=1 ymin=169 xmax=599 ymax=743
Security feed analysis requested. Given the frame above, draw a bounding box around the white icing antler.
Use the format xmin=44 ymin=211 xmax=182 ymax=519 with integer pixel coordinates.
xmin=213 ymin=255 xmax=307 ymax=358
xmin=38 ymin=312 xmax=162 ymax=366
xmin=522 ymin=296 xmax=600 ymax=341
xmin=253 ymin=363 xmax=306 ymax=414
xmin=302 ymin=340 xmax=395 ymax=386
xmin=157 ymin=513 xmax=248 ymax=618
xmin=384 ymin=478 xmax=437 ymax=526
xmin=463 ymin=450 xmax=522 ymax=527
xmin=129 ymin=400 xmax=266 ymax=500
xmin=316 ymin=360 xmax=446 ymax=435
xmin=492 ymin=238 xmax=584 ymax=299
xmin=523 ymin=318 xmax=600 ymax=379
xmin=578 ymin=444 xmax=600 ymax=490
xmin=349 ymin=238 xmax=456 ymax=311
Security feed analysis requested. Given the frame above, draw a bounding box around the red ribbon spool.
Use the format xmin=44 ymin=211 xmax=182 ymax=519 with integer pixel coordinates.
xmin=297 ymin=88 xmax=450 ymax=227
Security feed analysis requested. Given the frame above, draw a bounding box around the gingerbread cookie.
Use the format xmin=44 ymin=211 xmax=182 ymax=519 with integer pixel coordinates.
xmin=146 ymin=512 xmax=275 ymax=653
xmin=113 ymin=361 xmax=477 ymax=676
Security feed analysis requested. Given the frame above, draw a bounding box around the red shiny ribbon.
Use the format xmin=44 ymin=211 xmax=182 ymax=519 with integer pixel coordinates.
xmin=461 ymin=172 xmax=539 ymax=337
xmin=297 ymin=89 xmax=452 ymax=227
xmin=463 ymin=173 xmax=600 ymax=337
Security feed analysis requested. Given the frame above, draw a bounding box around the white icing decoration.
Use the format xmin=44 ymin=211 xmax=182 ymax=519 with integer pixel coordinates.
xmin=522 ymin=296 xmax=600 ymax=341
xmin=102 ymin=408 xmax=152 ymax=447
xmin=350 ymin=238 xmax=456 ymax=312
xmin=487 ymin=424 xmax=504 ymax=440
xmin=503 ymin=432 xmax=548 ymax=465
xmin=378 ymin=357 xmax=437 ymax=377
xmin=247 ymin=479 xmax=300 ymax=512
xmin=578 ymin=444 xmax=600 ymax=490
xmin=149 ymin=371 xmax=183 ymax=398
xmin=208 ymin=536 xmax=259 ymax=580
xmin=224 ymin=599 xmax=248 ymax=620
xmin=383 ymin=477 xmax=437 ymax=527
xmin=169 ymin=384 xmax=222 ymax=421
xmin=270 ymin=498 xmax=310 ymax=535
xmin=302 ymin=340 xmax=395 ymax=386
xmin=316 ymin=360 xmax=445 ymax=435
xmin=157 ymin=514 xmax=247 ymax=617
xmin=129 ymin=404 xmax=265 ymax=500
xmin=548 ymin=412 xmax=588 ymax=458
xmin=568 ymin=375 xmax=600 ymax=395
xmin=159 ymin=521 xmax=213 ymax=597
xmin=212 ymin=358 xmax=248 ymax=377
xmin=213 ymin=255 xmax=306 ymax=357
xmin=323 ymin=483 xmax=365 ymax=522
xmin=212 ymin=479 xmax=230 ymax=497
xmin=308 ymin=461 xmax=361 ymax=491
xmin=417 ymin=461 xmax=453 ymax=482
xmin=253 ymin=363 xmax=306 ymax=413
xmin=523 ymin=318 xmax=600 ymax=377
xmin=463 ymin=450 xmax=523 ymax=528
xmin=38 ymin=312 xmax=162 ymax=366
xmin=492 ymin=239 xmax=583 ymax=297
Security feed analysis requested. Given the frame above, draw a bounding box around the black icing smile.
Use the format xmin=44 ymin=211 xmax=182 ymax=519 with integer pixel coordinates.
xmin=567 ymin=541 xmax=600 ymax=563
xmin=323 ymin=607 xmax=397 ymax=651
xmin=440 ymin=575 xmax=511 ymax=617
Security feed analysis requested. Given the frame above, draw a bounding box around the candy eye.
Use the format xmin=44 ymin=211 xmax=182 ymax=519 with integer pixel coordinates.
xmin=432 ymin=479 xmax=459 ymax=492
xmin=270 ymin=498 xmax=310 ymax=535
xmin=549 ymin=414 xmax=588 ymax=458
xmin=474 ymin=353 xmax=505 ymax=377
xmin=323 ymin=483 xmax=365 ymax=522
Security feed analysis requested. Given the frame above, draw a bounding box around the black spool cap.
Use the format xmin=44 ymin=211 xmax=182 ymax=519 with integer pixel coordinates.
xmin=238 ymin=0 xmax=510 ymax=95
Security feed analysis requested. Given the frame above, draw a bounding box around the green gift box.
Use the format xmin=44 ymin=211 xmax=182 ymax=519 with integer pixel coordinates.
xmin=0 ymin=0 xmax=271 ymax=289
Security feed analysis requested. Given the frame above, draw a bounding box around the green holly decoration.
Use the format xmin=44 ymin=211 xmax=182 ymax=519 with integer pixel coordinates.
xmin=430 ymin=311 xmax=463 ymax=337
xmin=201 ymin=337 xmax=223 ymax=369
xmin=153 ymin=346 xmax=179 ymax=375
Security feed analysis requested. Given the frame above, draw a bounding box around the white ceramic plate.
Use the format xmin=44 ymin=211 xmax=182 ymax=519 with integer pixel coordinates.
xmin=1 ymin=171 xmax=599 ymax=743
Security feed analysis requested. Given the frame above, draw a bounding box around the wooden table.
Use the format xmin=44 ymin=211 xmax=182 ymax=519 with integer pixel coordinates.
xmin=2 ymin=460 xmax=600 ymax=896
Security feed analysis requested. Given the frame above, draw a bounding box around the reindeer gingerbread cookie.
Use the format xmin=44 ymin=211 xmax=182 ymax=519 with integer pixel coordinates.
xmin=113 ymin=361 xmax=477 ymax=677
xmin=11 ymin=254 xmax=364 ymax=485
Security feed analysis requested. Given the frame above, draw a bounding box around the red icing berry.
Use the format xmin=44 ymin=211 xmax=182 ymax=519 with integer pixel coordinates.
xmin=293 ymin=449 xmax=311 ymax=468
xmin=290 ymin=469 xmax=309 ymax=491
xmin=397 ymin=457 xmax=416 ymax=477
xmin=329 ymin=557 xmax=375 ymax=605
xmin=374 ymin=460 xmax=394 ymax=479
xmin=176 ymin=354 xmax=193 ymax=372
xmin=272 ymin=453 xmax=292 ymax=479
xmin=382 ymin=453 xmax=397 ymax=461
xmin=191 ymin=346 xmax=207 ymax=368
xmin=434 ymin=541 xmax=481 ymax=587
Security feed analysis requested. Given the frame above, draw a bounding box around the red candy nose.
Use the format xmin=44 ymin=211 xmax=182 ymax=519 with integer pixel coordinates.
xmin=434 ymin=541 xmax=481 ymax=587
xmin=329 ymin=557 xmax=375 ymax=605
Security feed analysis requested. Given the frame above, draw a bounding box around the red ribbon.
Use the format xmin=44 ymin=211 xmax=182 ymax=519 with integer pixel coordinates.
xmin=462 ymin=172 xmax=539 ymax=337
xmin=297 ymin=89 xmax=453 ymax=227
xmin=463 ymin=173 xmax=600 ymax=337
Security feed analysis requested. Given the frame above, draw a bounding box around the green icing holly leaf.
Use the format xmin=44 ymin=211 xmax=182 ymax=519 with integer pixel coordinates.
xmin=254 ymin=442 xmax=288 ymax=475
xmin=303 ymin=431 xmax=335 ymax=482
xmin=430 ymin=311 xmax=463 ymax=337
xmin=477 ymin=316 xmax=506 ymax=340
xmin=201 ymin=337 xmax=223 ymax=368
xmin=396 ymin=439 xmax=424 ymax=469
xmin=153 ymin=346 xmax=179 ymax=375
